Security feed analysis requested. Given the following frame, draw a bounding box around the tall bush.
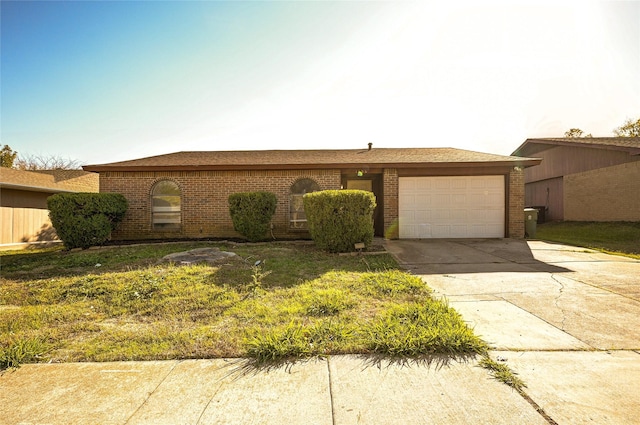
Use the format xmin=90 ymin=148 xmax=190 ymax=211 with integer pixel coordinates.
xmin=303 ymin=190 xmax=375 ymax=253
xmin=228 ymin=192 xmax=277 ymax=242
xmin=47 ymin=193 xmax=128 ymax=249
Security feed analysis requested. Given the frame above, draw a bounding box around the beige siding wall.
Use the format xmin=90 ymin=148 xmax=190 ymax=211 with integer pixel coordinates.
xmin=100 ymin=169 xmax=342 ymax=240
xmin=524 ymin=177 xmax=563 ymax=221
xmin=0 ymin=207 xmax=57 ymax=245
xmin=564 ymin=161 xmax=640 ymax=221
xmin=0 ymin=188 xmax=51 ymax=209
xmin=524 ymin=145 xmax=635 ymax=183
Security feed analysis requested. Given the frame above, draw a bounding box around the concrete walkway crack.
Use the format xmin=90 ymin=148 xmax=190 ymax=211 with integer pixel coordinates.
xmin=550 ymin=274 xmax=567 ymax=331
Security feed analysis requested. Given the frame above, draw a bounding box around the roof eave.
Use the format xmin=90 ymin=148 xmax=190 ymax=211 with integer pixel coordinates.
xmin=514 ymin=138 xmax=640 ymax=156
xmin=84 ymin=159 xmax=542 ymax=173
xmin=0 ymin=183 xmax=80 ymax=193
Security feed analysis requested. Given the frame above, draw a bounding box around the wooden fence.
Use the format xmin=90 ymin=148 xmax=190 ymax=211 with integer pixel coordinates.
xmin=0 ymin=207 xmax=58 ymax=245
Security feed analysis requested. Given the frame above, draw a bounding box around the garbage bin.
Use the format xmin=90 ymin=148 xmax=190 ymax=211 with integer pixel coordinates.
xmin=532 ymin=206 xmax=546 ymax=224
xmin=524 ymin=208 xmax=538 ymax=238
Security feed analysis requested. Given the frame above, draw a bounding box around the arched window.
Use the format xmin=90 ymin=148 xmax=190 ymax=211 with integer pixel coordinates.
xmin=151 ymin=180 xmax=181 ymax=230
xmin=290 ymin=178 xmax=320 ymax=229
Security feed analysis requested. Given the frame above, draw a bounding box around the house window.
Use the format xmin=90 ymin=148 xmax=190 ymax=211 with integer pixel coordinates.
xmin=290 ymin=178 xmax=320 ymax=229
xmin=151 ymin=180 xmax=181 ymax=231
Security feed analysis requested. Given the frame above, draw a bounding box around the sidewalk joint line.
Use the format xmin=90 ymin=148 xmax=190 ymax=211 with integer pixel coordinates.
xmin=517 ymin=388 xmax=559 ymax=425
xmin=124 ymin=360 xmax=180 ymax=424
xmin=196 ymin=380 xmax=226 ymax=425
xmin=327 ymin=357 xmax=336 ymax=425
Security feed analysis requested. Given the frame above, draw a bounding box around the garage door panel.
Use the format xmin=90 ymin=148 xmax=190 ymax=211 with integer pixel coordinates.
xmin=400 ymin=223 xmax=431 ymax=238
xmin=399 ymin=176 xmax=505 ymax=239
xmin=415 ymin=210 xmax=431 ymax=222
xmin=450 ymin=209 xmax=467 ymax=220
xmin=451 ymin=194 xmax=466 ymax=205
xmin=432 ymin=225 xmax=451 ymax=238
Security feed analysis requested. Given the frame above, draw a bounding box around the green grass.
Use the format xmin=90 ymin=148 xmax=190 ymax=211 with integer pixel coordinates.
xmin=478 ymin=355 xmax=526 ymax=392
xmin=536 ymin=222 xmax=640 ymax=258
xmin=0 ymin=242 xmax=487 ymax=368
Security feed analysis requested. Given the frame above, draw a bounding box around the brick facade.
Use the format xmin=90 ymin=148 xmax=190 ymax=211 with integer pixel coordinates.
xmin=100 ymin=166 xmax=527 ymax=241
xmin=382 ymin=168 xmax=399 ymax=238
xmin=507 ymin=167 xmax=525 ymax=238
xmin=100 ymin=169 xmax=341 ymax=240
xmin=564 ymin=161 xmax=640 ymax=221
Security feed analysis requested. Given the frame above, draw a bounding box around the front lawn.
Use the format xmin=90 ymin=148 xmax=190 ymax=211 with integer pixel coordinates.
xmin=536 ymin=222 xmax=640 ymax=258
xmin=0 ymin=242 xmax=487 ymax=369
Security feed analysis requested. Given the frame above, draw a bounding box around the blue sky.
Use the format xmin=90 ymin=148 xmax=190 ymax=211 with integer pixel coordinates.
xmin=1 ymin=0 xmax=639 ymax=165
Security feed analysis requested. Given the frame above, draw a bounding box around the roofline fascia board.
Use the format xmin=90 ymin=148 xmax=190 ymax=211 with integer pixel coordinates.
xmin=0 ymin=183 xmax=79 ymax=193
xmin=84 ymin=160 xmax=541 ymax=173
xmin=516 ymin=139 xmax=640 ymax=156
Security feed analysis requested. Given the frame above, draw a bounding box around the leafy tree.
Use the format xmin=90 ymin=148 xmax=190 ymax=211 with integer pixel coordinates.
xmin=0 ymin=145 xmax=18 ymax=168
xmin=614 ymin=117 xmax=640 ymax=137
xmin=564 ymin=128 xmax=592 ymax=138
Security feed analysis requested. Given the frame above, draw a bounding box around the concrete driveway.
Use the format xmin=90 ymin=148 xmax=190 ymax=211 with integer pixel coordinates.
xmin=384 ymin=238 xmax=640 ymax=424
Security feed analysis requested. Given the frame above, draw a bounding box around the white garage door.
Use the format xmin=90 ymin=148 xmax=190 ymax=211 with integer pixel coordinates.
xmin=399 ymin=176 xmax=505 ymax=238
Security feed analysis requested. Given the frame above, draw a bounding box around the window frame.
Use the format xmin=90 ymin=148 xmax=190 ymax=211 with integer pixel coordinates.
xmin=150 ymin=179 xmax=182 ymax=231
xmin=289 ymin=178 xmax=320 ymax=231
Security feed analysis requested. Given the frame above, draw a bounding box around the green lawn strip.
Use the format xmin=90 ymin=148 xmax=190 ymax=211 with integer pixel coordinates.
xmin=478 ymin=355 xmax=526 ymax=392
xmin=536 ymin=221 xmax=640 ymax=258
xmin=1 ymin=243 xmax=486 ymax=369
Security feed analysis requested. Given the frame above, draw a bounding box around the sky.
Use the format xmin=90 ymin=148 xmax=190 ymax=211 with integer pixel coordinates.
xmin=1 ymin=0 xmax=639 ymax=166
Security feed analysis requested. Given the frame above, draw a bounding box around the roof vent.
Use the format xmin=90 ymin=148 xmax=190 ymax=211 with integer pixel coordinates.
xmin=368 ymin=142 xmax=372 ymax=151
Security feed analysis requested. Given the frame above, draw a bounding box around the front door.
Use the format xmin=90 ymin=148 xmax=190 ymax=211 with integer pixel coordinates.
xmin=346 ymin=177 xmax=384 ymax=236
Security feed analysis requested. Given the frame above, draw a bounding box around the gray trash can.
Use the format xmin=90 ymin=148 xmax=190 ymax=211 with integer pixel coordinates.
xmin=524 ymin=208 xmax=538 ymax=238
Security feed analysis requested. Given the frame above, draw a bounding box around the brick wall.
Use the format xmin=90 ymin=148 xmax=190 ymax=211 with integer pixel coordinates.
xmin=100 ymin=165 xmax=529 ymax=240
xmin=383 ymin=168 xmax=399 ymax=239
xmin=100 ymin=169 xmax=341 ymax=240
xmin=564 ymin=161 xmax=640 ymax=221
xmin=508 ymin=167 xmax=525 ymax=238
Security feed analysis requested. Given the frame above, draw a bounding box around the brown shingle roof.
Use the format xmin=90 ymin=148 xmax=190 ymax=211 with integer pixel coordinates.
xmin=0 ymin=168 xmax=99 ymax=193
xmin=83 ymin=148 xmax=540 ymax=172
xmin=512 ymin=137 xmax=640 ymax=157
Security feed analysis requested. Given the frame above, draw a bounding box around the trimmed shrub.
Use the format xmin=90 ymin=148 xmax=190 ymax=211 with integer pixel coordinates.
xmin=303 ymin=190 xmax=375 ymax=253
xmin=228 ymin=192 xmax=277 ymax=242
xmin=47 ymin=193 xmax=128 ymax=249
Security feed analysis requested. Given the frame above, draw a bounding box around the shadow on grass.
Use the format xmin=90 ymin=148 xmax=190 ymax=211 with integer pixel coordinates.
xmin=0 ymin=241 xmax=398 ymax=286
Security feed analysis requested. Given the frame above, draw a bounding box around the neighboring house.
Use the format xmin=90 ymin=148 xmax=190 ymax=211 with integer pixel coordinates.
xmin=511 ymin=138 xmax=640 ymax=221
xmin=84 ymin=147 xmax=539 ymax=241
xmin=0 ymin=168 xmax=99 ymax=247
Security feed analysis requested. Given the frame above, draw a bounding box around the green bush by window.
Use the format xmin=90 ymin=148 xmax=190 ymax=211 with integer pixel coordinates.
xmin=47 ymin=193 xmax=128 ymax=249
xmin=303 ymin=190 xmax=375 ymax=253
xmin=228 ymin=192 xmax=277 ymax=242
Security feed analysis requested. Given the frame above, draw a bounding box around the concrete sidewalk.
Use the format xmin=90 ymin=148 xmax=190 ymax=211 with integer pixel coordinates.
xmin=0 ymin=356 xmax=547 ymax=425
xmin=2 ymin=239 xmax=639 ymax=424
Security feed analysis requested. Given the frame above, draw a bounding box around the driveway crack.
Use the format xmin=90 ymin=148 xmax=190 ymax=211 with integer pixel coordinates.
xmin=550 ymin=274 xmax=567 ymax=330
